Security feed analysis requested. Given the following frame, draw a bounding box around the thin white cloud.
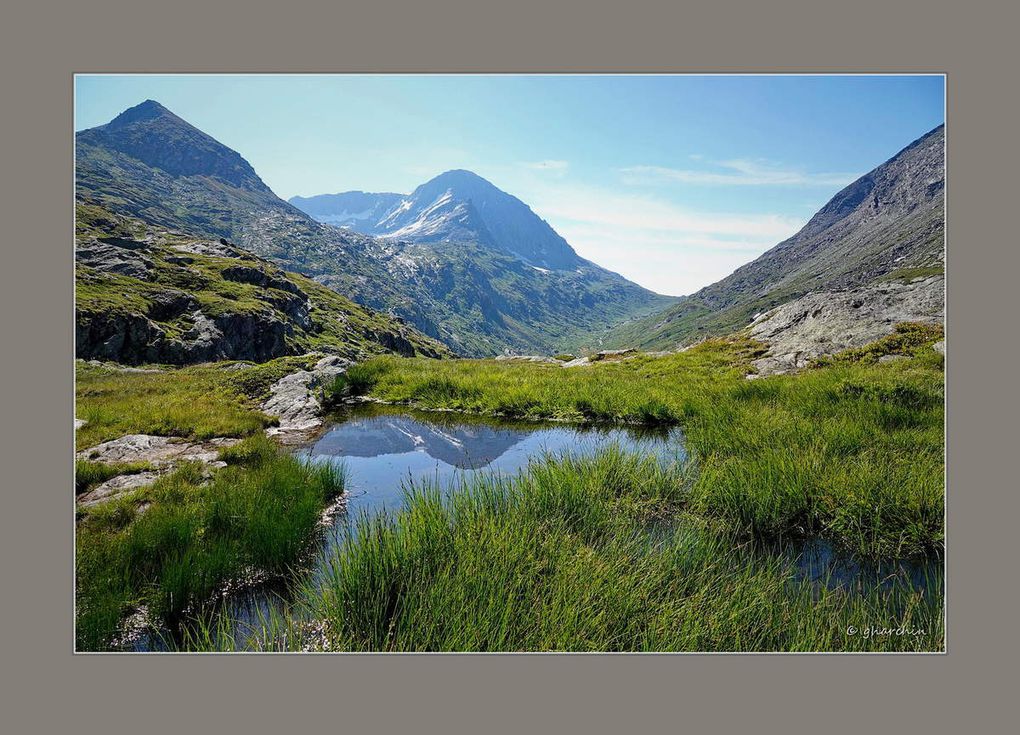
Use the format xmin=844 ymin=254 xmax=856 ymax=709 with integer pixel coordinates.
xmin=518 ymin=183 xmax=806 ymax=296
xmin=620 ymin=159 xmax=857 ymax=188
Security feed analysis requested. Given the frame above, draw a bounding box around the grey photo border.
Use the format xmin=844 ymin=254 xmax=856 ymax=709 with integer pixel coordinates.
xmin=3 ymin=0 xmax=1016 ymax=731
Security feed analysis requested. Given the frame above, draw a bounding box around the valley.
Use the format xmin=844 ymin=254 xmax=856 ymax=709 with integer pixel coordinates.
xmin=74 ymin=98 xmax=945 ymax=653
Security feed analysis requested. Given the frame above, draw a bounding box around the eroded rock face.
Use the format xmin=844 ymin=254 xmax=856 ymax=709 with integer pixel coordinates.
xmin=76 ymin=238 xmax=155 ymax=280
xmin=76 ymin=305 xmax=297 ymax=365
xmin=369 ymin=329 xmax=417 ymax=358
xmin=748 ymin=275 xmax=944 ymax=376
xmin=263 ymin=355 xmax=350 ymax=442
xmin=76 ymin=312 xmax=167 ymax=363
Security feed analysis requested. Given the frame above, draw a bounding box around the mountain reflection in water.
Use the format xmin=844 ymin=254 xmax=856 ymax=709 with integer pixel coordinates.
xmin=297 ymin=406 xmax=684 ymax=518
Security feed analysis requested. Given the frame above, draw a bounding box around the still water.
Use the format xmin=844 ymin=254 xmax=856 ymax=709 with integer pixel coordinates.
xmin=127 ymin=405 xmax=940 ymax=650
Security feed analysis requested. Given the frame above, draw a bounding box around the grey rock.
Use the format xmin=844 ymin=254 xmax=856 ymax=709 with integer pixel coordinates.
xmin=495 ymin=355 xmax=561 ymax=364
xmin=146 ymin=289 xmax=197 ymax=321
xmin=262 ymin=355 xmax=351 ymax=442
xmin=77 ymin=303 xmax=297 ymax=365
xmin=77 ymin=434 xmax=240 ymax=467
xmin=169 ymin=239 xmax=249 ymax=259
xmin=221 ymin=265 xmax=307 ymax=297
xmin=878 ymin=354 xmax=908 ymax=363
xmin=561 ymin=356 xmax=592 ymax=368
xmin=368 ymin=329 xmax=418 ymax=358
xmin=78 ymin=472 xmax=161 ymax=508
xmin=933 ymin=340 xmax=946 ymax=356
xmin=749 ymin=275 xmax=944 ymax=376
xmin=76 ymin=238 xmax=155 ymax=280
xmin=75 ymin=418 xmax=87 ymax=430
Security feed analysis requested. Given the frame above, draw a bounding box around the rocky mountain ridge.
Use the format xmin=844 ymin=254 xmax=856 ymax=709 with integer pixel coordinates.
xmin=606 ymin=125 xmax=945 ymax=351
xmin=77 ymin=100 xmax=675 ymax=357
xmin=75 ymin=202 xmax=451 ymax=365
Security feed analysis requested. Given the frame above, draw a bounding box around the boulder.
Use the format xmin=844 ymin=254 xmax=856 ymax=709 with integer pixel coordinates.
xmin=263 ymin=356 xmax=351 ymax=442
xmin=561 ymin=356 xmax=592 ymax=368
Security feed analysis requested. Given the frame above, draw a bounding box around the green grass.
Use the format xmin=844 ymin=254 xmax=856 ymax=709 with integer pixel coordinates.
xmin=75 ymin=435 xmax=345 ymax=651
xmin=186 ymin=449 xmax=942 ymax=652
xmin=329 ymin=332 xmax=944 ymax=558
xmin=76 ymin=201 xmax=452 ymax=364
xmin=813 ymin=322 xmax=944 ymax=366
xmin=75 ymin=356 xmax=317 ymax=450
xmin=76 ymin=460 xmax=154 ymax=495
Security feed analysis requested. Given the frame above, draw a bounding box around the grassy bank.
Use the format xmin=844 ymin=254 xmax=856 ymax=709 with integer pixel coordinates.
xmin=76 ymin=435 xmax=344 ymax=650
xmin=75 ymin=357 xmax=348 ymax=650
xmin=191 ymin=449 xmax=941 ymax=652
xmin=329 ymin=328 xmax=944 ymax=558
xmin=76 ymin=356 xmax=316 ymax=450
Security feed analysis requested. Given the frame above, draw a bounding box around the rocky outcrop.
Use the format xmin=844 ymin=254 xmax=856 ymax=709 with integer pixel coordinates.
xmin=560 ymin=349 xmax=639 ymax=368
xmin=78 ymin=472 xmax=162 ymax=509
xmin=495 ymin=355 xmax=562 ymax=364
xmin=748 ymin=275 xmax=944 ymax=376
xmin=170 ymin=238 xmax=254 ymax=260
xmin=75 ymin=204 xmax=452 ymax=365
xmin=368 ymin=329 xmax=418 ymax=358
xmin=262 ymin=356 xmax=351 ymax=442
xmin=560 ymin=356 xmax=592 ymax=368
xmin=76 ymin=307 xmax=297 ymax=365
xmin=76 ymin=434 xmax=242 ymax=509
xmin=78 ymin=434 xmax=240 ymax=466
xmin=76 ymin=237 xmax=155 ymax=280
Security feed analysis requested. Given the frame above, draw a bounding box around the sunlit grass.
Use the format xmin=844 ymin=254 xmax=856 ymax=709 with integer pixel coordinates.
xmin=74 ymin=356 xmax=316 ymax=450
xmin=182 ymin=449 xmax=942 ymax=652
xmin=75 ymin=435 xmax=345 ymax=651
xmin=330 ymin=332 xmax=944 ymax=558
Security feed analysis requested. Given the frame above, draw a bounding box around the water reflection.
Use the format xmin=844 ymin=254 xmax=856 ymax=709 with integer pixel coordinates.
xmin=297 ymin=404 xmax=684 ymax=519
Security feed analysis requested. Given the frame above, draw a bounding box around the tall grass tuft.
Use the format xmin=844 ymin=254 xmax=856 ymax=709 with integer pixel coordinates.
xmin=75 ymin=435 xmax=345 ymax=650
xmin=217 ymin=449 xmax=942 ymax=652
xmin=324 ymin=334 xmax=944 ymax=558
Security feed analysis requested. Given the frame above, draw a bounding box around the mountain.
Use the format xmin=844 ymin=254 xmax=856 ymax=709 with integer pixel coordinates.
xmin=288 ymin=191 xmax=404 ymax=228
xmin=77 ymin=101 xmax=675 ymax=356
xmin=75 ymin=201 xmax=451 ymax=365
xmin=606 ymin=125 xmax=946 ymax=351
xmin=290 ymin=169 xmax=582 ymax=270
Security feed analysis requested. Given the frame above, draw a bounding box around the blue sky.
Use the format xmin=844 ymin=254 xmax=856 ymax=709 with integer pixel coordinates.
xmin=75 ymin=75 xmax=944 ymax=296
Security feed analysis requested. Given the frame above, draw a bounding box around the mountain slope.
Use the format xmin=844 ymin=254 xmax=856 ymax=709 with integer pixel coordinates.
xmin=75 ymin=202 xmax=451 ymax=365
xmin=288 ymin=191 xmax=404 ymax=228
xmin=291 ymin=169 xmax=584 ymax=270
xmin=77 ymin=101 xmax=675 ymax=356
xmin=606 ymin=125 xmax=945 ymax=350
